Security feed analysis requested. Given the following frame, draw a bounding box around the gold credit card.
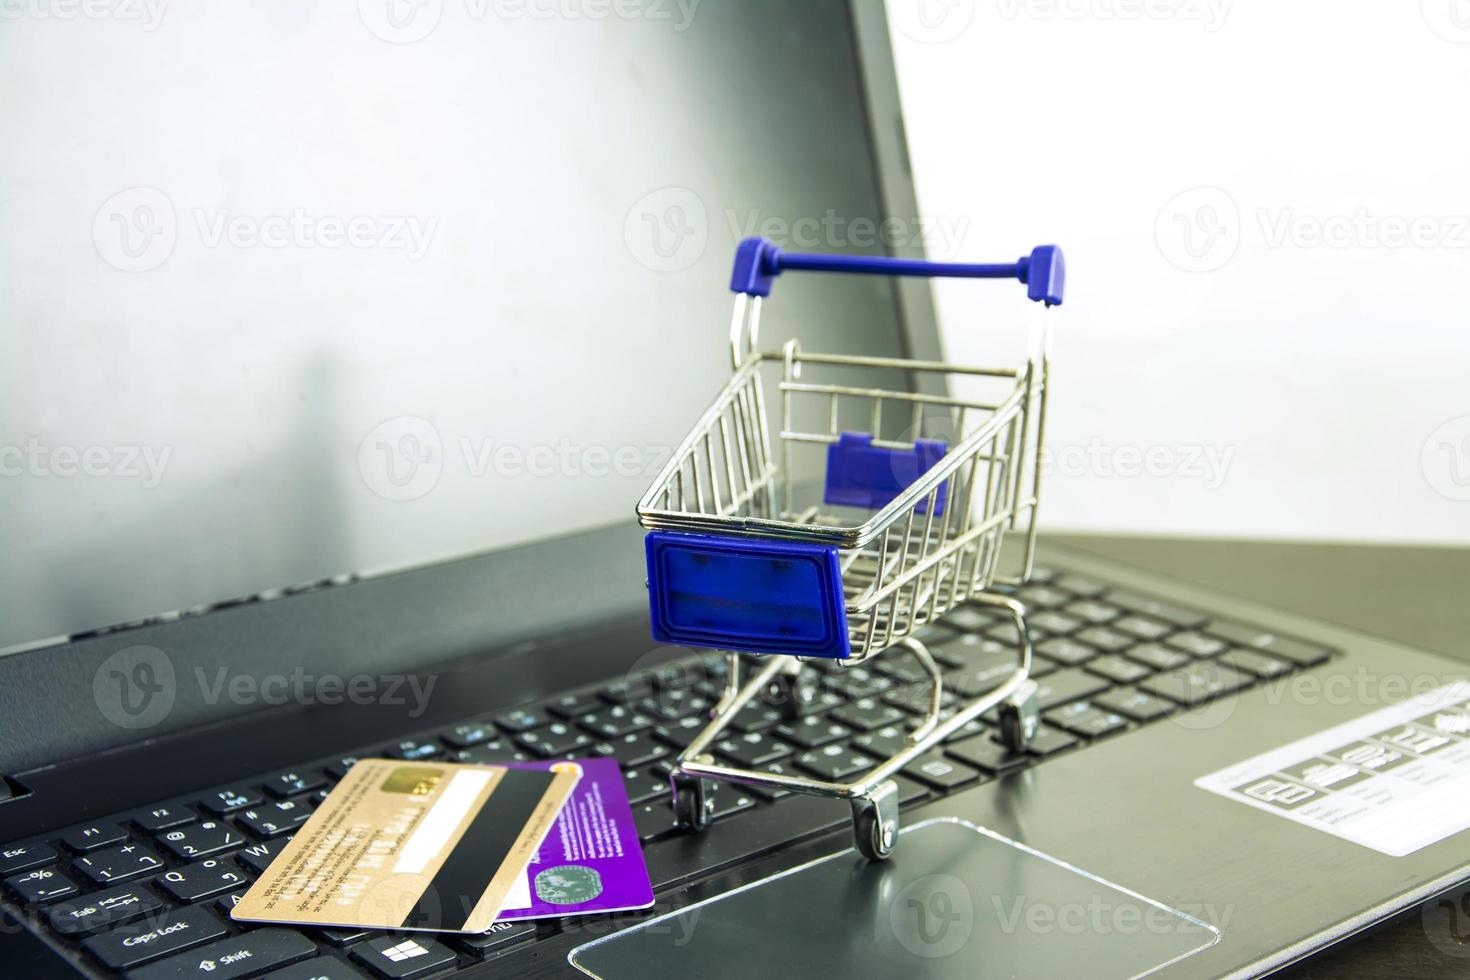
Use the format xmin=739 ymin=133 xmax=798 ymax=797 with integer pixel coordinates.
xmin=232 ymin=759 xmax=580 ymax=933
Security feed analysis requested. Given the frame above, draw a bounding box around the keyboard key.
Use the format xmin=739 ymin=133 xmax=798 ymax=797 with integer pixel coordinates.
xmin=579 ymin=706 xmax=652 ymax=739
xmin=943 ymin=605 xmax=995 ymax=633
xmin=1031 ymin=610 xmax=1083 ymax=635
xmin=633 ymin=801 xmax=678 ymax=843
xmin=1141 ymin=661 xmax=1251 ymax=706
xmin=1018 ymin=726 xmax=1080 ymax=757
xmin=1166 ymin=631 xmax=1228 ymax=657
xmin=905 ymin=754 xmax=981 ymax=791
xmin=157 ymin=858 xmax=249 ymax=903
xmin=1106 ymin=591 xmax=1208 ymax=629
xmin=130 ymin=927 xmax=316 ymax=980
xmin=264 ymin=770 xmax=326 ymax=799
xmin=852 ymin=725 xmax=909 ymax=759
xmin=622 ymin=766 xmax=670 ymax=806
xmin=946 ymin=734 xmax=1027 ymax=775
xmin=439 ymin=722 xmax=496 ymax=748
xmin=716 ymin=731 xmax=794 ymax=768
xmin=448 ymin=743 xmax=530 ymax=765
xmin=1033 ymin=669 xmax=1110 ymax=711
xmin=236 ymin=839 xmax=287 ymax=876
xmin=48 ymin=880 xmax=166 ymax=936
xmin=1093 ymin=687 xmax=1175 ymax=722
xmin=594 ymin=731 xmax=669 ymax=767
xmin=0 ymin=840 xmax=57 ymax=877
xmin=1085 ymin=654 xmax=1152 ymax=685
xmin=729 ymin=701 xmax=783 ymax=733
xmin=1112 ymin=615 xmax=1172 ymax=642
xmin=708 ymin=783 xmax=758 ymax=821
xmin=795 ymin=745 xmax=874 ymax=781
xmin=324 ymin=757 xmax=361 ymax=780
xmin=516 ymin=722 xmax=594 ymax=758
xmin=493 ymin=706 xmax=549 ymax=733
xmin=199 ymin=788 xmax=264 ymax=817
xmin=1073 ymin=626 xmax=1132 ymax=653
xmin=1219 ymin=647 xmax=1293 ymax=679
xmin=61 ymin=822 xmax=130 ymax=853
xmin=1204 ymin=622 xmax=1332 ymax=667
xmin=352 ymin=935 xmax=456 ymax=978
xmin=546 ymin=691 xmax=602 ymax=720
xmin=746 ymin=760 xmax=797 ymax=801
xmin=775 ymin=717 xmax=851 ymax=750
xmin=82 ymin=905 xmax=229 ymax=971
xmin=823 ymin=666 xmax=892 ymax=700
xmin=1036 ymin=636 xmax=1097 ymax=667
xmin=265 ymin=958 xmax=372 ymax=980
xmin=133 ymin=805 xmax=196 ymax=834
xmin=237 ymin=799 xmax=313 ymax=839
xmin=213 ymin=892 xmax=247 ymax=920
xmin=157 ymin=819 xmax=246 ymax=861
xmin=456 ymin=919 xmax=536 ymax=957
xmin=1046 ymin=702 xmax=1128 ymax=738
xmin=4 ymin=866 xmax=78 ymax=904
xmin=74 ymin=842 xmax=165 ymax=886
xmin=652 ymin=715 xmax=705 ymax=748
xmin=316 ymin=927 xmax=372 ymax=947
xmin=635 ymin=689 xmax=711 ymax=722
xmin=1063 ymin=599 xmax=1120 ymax=625
xmin=383 ymin=739 xmax=442 ymax=762
xmin=1017 ymin=584 xmax=1070 ymax=608
xmin=1055 ymin=573 xmax=1107 ymax=597
xmin=831 ymin=699 xmax=906 ymax=732
xmin=1125 ymin=643 xmax=1191 ymax=672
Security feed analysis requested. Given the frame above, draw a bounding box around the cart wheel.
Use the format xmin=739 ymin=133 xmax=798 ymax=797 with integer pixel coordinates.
xmin=771 ymin=667 xmax=816 ymax=721
xmin=998 ymin=679 xmax=1040 ymax=751
xmin=670 ymin=773 xmax=711 ymax=834
xmin=850 ymin=780 xmax=900 ymax=861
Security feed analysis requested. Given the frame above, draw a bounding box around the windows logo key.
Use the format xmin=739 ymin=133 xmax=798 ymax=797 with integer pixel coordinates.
xmin=381 ymin=939 xmax=431 ymax=963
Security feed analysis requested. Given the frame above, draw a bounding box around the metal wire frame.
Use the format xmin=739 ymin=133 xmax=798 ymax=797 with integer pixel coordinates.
xmin=635 ymin=299 xmax=1052 ymax=661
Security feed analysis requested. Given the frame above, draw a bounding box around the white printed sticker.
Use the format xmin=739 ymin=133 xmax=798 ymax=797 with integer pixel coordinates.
xmin=1195 ymin=681 xmax=1470 ymax=856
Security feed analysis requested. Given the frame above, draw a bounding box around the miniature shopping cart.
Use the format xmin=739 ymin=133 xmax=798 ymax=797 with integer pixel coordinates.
xmin=636 ymin=236 xmax=1064 ymax=860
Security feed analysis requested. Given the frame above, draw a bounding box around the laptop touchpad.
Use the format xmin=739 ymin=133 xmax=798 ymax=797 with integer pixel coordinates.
xmin=570 ymin=819 xmax=1220 ymax=979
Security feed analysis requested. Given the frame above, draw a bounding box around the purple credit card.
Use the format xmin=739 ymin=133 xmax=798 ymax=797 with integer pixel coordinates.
xmin=495 ymin=758 xmax=655 ymax=922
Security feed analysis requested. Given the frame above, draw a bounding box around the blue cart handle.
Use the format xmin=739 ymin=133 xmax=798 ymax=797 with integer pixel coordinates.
xmin=729 ymin=236 xmax=1064 ymax=306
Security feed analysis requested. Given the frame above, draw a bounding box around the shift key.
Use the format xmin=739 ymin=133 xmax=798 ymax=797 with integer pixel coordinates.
xmin=126 ymin=928 xmax=316 ymax=980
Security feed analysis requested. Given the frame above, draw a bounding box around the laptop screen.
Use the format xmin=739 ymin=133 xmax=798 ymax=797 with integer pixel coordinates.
xmin=0 ymin=2 xmax=912 ymax=652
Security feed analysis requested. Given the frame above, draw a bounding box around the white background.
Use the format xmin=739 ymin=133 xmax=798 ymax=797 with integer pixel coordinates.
xmin=886 ymin=0 xmax=1470 ymax=543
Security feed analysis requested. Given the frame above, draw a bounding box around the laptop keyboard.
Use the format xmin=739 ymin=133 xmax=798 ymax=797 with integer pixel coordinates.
xmin=0 ymin=565 xmax=1336 ymax=978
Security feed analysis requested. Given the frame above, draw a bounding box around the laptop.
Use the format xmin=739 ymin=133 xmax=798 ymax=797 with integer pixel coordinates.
xmin=3 ymin=2 xmax=1468 ymax=977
